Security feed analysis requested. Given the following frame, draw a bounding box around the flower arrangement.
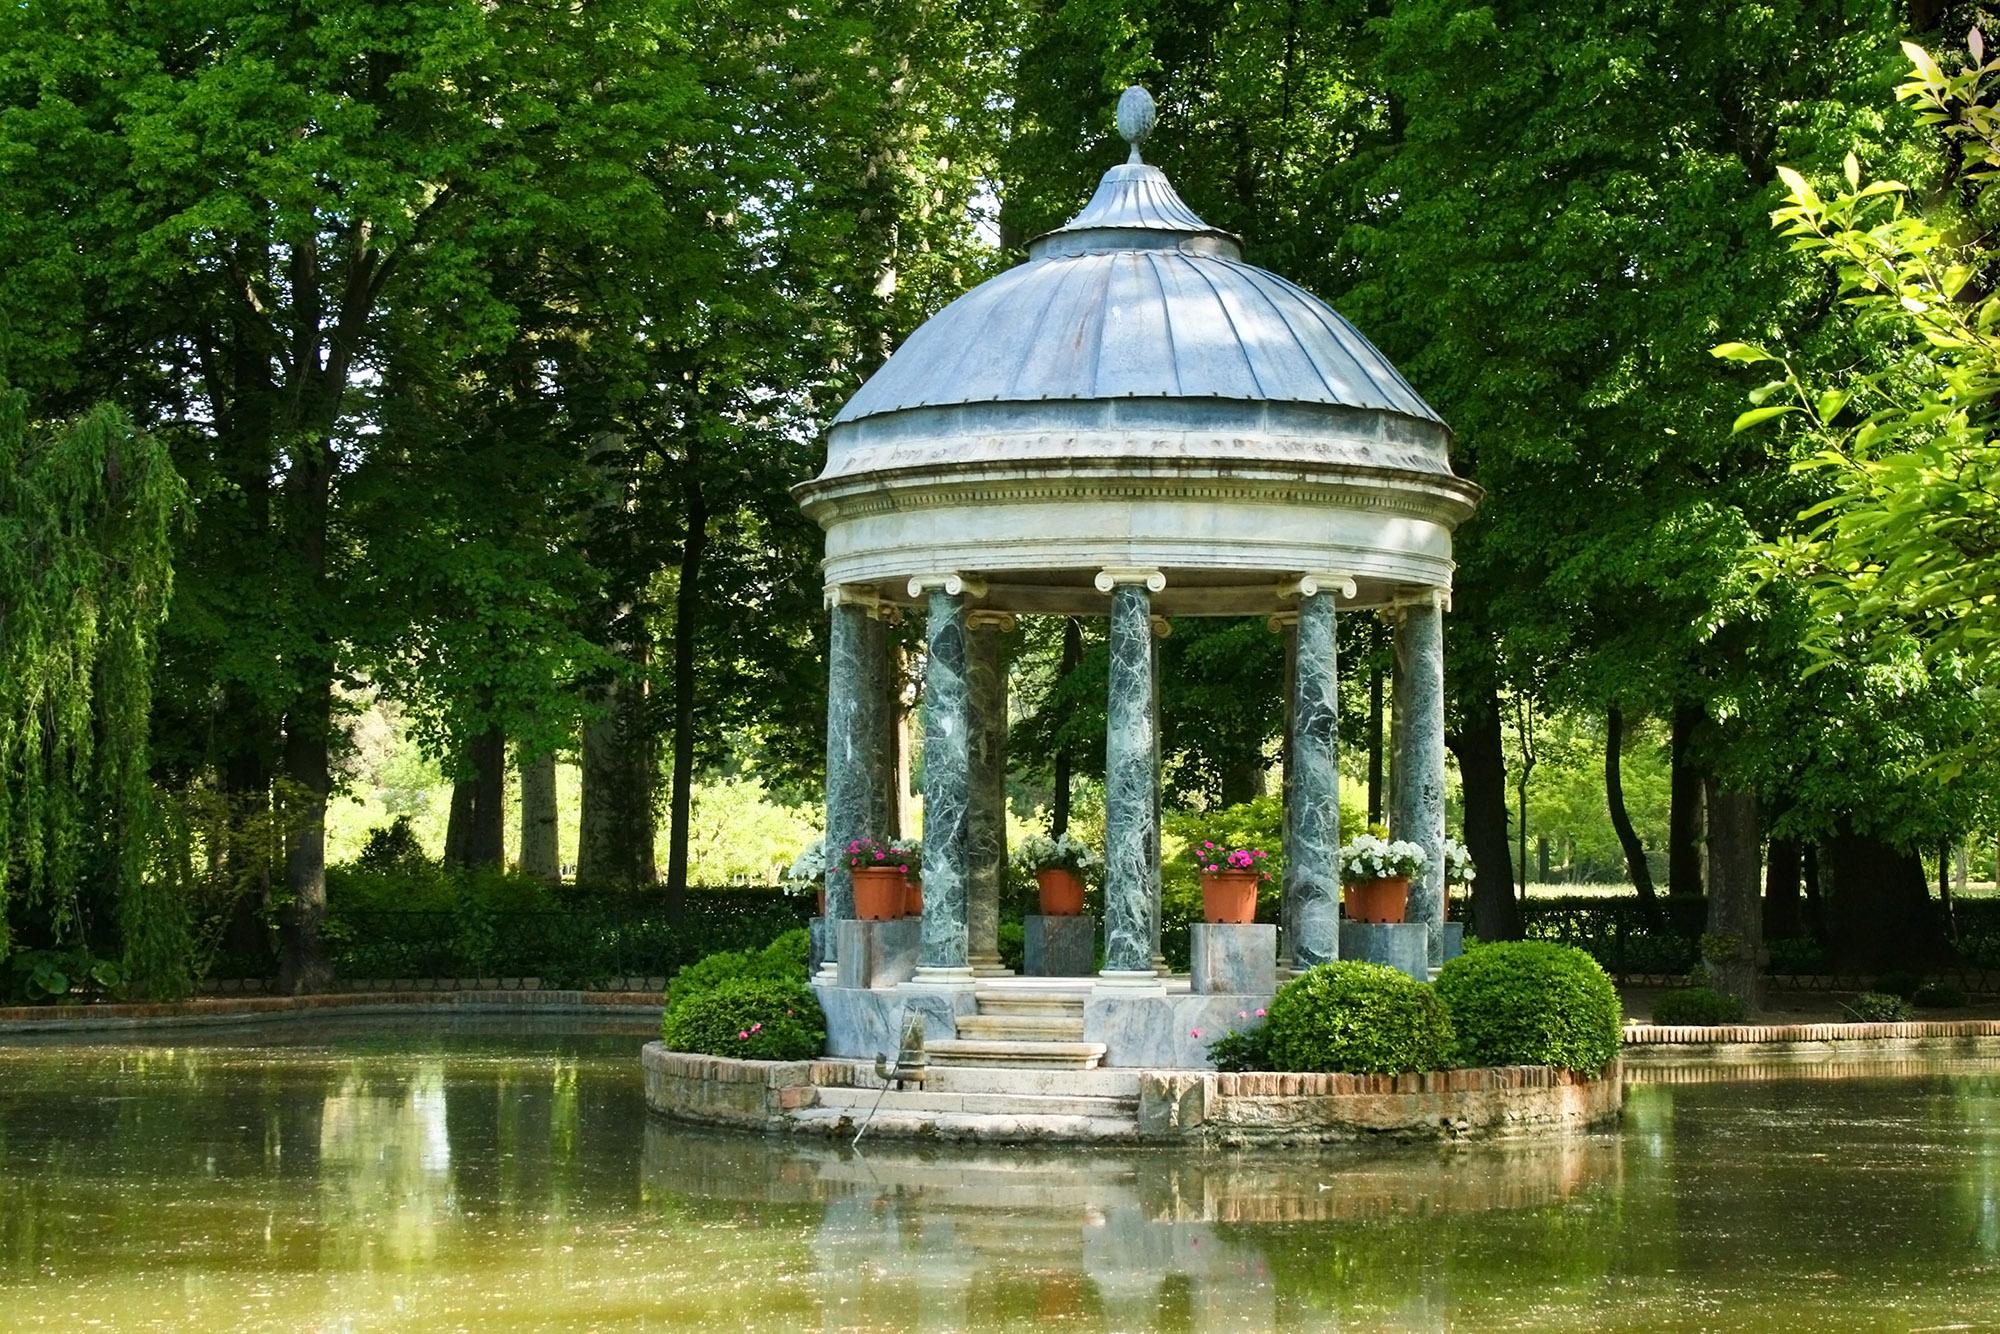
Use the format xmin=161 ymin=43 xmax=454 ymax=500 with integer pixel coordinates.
xmin=782 ymin=839 xmax=828 ymax=898
xmin=843 ymin=837 xmax=911 ymax=874
xmin=892 ymin=838 xmax=921 ymax=878
xmin=1015 ymin=833 xmax=1100 ymax=876
xmin=1442 ymin=837 xmax=1475 ymax=885
xmin=1338 ymin=833 xmax=1428 ymax=883
xmin=1186 ymin=840 xmax=1273 ymax=881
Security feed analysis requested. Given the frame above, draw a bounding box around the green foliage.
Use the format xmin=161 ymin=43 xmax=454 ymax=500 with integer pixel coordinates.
xmin=1206 ymin=1021 xmax=1273 ymax=1073
xmin=997 ymin=922 xmax=1025 ymax=974
xmin=1434 ymin=942 xmax=1623 ymax=1072
xmin=660 ymin=977 xmax=825 ymax=1061
xmin=1847 ymin=991 xmax=1914 ymax=1022
xmin=1651 ymin=987 xmax=1746 ymax=1026
xmin=1263 ymin=962 xmax=1455 ymax=1075
xmin=355 ymin=818 xmax=431 ymax=875
xmin=1913 ymin=981 xmax=1968 ymax=1009
xmin=2 ymin=946 xmax=127 ymax=1005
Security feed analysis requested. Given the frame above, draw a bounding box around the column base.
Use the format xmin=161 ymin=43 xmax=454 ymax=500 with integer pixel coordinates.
xmin=1149 ymin=952 xmax=1171 ymax=977
xmin=967 ymin=951 xmax=1013 ymax=978
xmin=909 ymin=965 xmax=978 ymax=988
xmin=1093 ymin=968 xmax=1167 ymax=996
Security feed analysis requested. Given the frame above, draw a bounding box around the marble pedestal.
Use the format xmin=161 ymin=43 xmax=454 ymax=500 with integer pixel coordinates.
xmin=1024 ymin=914 xmax=1097 ymax=977
xmin=1438 ymin=922 xmax=1465 ymax=964
xmin=835 ymin=918 xmax=921 ymax=990
xmin=808 ymin=917 xmax=829 ymax=974
xmin=1189 ymin=923 xmax=1276 ymax=995
xmin=1339 ymin=921 xmax=1429 ymax=981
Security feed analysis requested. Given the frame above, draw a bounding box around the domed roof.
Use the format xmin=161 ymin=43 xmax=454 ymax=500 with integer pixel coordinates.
xmin=831 ymin=92 xmax=1442 ymax=431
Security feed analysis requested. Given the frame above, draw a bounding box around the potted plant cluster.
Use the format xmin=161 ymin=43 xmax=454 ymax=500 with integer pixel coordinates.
xmin=1186 ymin=841 xmax=1272 ymax=924
xmin=784 ymin=839 xmax=830 ymax=915
xmin=1442 ymin=836 xmax=1474 ymax=919
xmin=845 ymin=837 xmax=913 ymax=920
xmin=1337 ymin=833 xmax=1428 ymax=924
xmin=894 ymin=838 xmax=923 ymax=916
xmin=1014 ymin=833 xmax=1099 ymax=915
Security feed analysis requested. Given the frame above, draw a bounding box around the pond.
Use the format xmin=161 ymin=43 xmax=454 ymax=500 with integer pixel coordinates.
xmin=3 ymin=1020 xmax=1999 ymax=1330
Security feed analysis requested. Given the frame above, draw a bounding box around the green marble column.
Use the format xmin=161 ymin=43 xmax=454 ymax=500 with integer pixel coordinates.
xmin=1101 ymin=579 xmax=1160 ymax=978
xmin=1278 ymin=616 xmax=1298 ymax=965
xmin=1286 ymin=591 xmax=1341 ymax=968
xmin=824 ymin=599 xmax=892 ymax=966
xmin=965 ymin=614 xmax=1013 ymax=973
xmin=1391 ymin=594 xmax=1449 ymax=964
xmin=919 ymin=588 xmax=972 ymax=972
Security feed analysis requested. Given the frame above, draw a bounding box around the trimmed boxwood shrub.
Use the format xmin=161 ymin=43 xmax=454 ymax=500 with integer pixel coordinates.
xmin=1651 ymin=986 xmax=1744 ymax=1026
xmin=665 ymin=930 xmax=810 ymax=1009
xmin=1264 ymin=961 xmax=1454 ymax=1074
xmin=661 ymin=977 xmax=825 ymax=1060
xmin=1847 ymin=990 xmax=1913 ymax=1022
xmin=1434 ymin=941 xmax=1623 ymax=1072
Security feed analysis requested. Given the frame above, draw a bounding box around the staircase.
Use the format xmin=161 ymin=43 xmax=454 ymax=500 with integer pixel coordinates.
xmin=927 ymin=984 xmax=1104 ymax=1069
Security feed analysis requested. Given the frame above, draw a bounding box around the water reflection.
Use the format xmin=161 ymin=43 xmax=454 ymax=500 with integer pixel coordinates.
xmin=3 ymin=1025 xmax=2000 ymax=1329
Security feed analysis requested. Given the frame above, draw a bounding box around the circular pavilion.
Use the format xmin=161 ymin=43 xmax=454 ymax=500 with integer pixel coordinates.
xmin=797 ymin=88 xmax=1480 ymax=1069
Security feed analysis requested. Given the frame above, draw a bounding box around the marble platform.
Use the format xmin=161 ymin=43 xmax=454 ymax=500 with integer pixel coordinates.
xmin=1189 ymin=923 xmax=1276 ymax=995
xmin=1339 ymin=921 xmax=1429 ymax=980
xmin=835 ymin=918 xmax=920 ymax=991
xmin=1024 ymin=914 xmax=1097 ymax=977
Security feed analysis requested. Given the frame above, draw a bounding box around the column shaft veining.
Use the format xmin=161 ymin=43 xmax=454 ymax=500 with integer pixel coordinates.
xmin=824 ymin=600 xmax=891 ymax=963
xmin=965 ymin=614 xmax=1012 ymax=972
xmin=1287 ymin=592 xmax=1341 ymax=967
xmin=1101 ymin=582 xmax=1160 ymax=976
xmin=919 ymin=589 xmax=972 ymax=971
xmin=1391 ymin=595 xmax=1449 ymax=964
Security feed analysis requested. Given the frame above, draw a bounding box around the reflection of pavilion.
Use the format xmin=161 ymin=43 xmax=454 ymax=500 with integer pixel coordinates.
xmin=639 ymin=1121 xmax=1620 ymax=1327
xmin=799 ymin=86 xmax=1481 ymax=1073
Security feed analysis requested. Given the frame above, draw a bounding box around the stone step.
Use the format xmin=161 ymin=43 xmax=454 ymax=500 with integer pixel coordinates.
xmin=924 ymin=1065 xmax=1141 ymax=1098
xmin=956 ymin=1013 xmax=1086 ymax=1041
xmin=788 ymin=1106 xmax=1137 ymax=1143
xmin=926 ymin=1038 xmax=1106 ymax=1069
xmin=812 ymin=1086 xmax=1135 ymax=1118
xmin=972 ymin=989 xmax=1088 ymax=1017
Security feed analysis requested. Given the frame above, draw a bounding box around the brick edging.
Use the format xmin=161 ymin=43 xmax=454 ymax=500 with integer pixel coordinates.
xmin=1626 ymin=1019 xmax=2000 ymax=1045
xmin=0 ymin=989 xmax=661 ymax=1033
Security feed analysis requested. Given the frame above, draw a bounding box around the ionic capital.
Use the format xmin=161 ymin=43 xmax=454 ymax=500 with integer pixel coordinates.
xmin=1094 ymin=567 xmax=1167 ymax=594
xmin=1150 ymin=615 xmax=1173 ymax=639
xmin=906 ymin=572 xmax=989 ymax=600
xmin=1387 ymin=586 xmax=1451 ymax=614
xmin=966 ymin=609 xmax=1018 ymax=632
xmin=1277 ymin=572 xmax=1358 ymax=602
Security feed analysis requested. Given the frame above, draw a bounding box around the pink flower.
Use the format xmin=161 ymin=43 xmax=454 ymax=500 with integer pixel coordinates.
xmin=751 ymin=1022 xmax=763 ymax=1033
xmin=897 ymin=864 xmax=908 ymax=873
xmin=1190 ymin=1029 xmax=1202 ymax=1038
xmin=849 ymin=840 xmax=861 ymax=852
xmin=1238 ymin=1010 xmax=1248 ymax=1020
xmin=874 ymin=850 xmax=885 ymax=860
xmin=1255 ymin=1008 xmax=1266 ymax=1017
xmin=737 ymin=1030 xmax=748 ymax=1040
xmin=1254 ymin=850 xmax=1267 ymax=859
xmin=1202 ymin=841 xmax=1214 ymax=848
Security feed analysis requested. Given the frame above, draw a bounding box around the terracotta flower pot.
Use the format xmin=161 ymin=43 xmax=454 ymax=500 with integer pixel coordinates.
xmin=852 ymin=867 xmax=905 ymax=921
xmin=1343 ymin=875 xmax=1410 ymax=924
xmin=817 ymin=885 xmax=827 ymax=917
xmin=904 ymin=875 xmax=923 ymax=918
xmin=1201 ymin=870 xmax=1260 ymax=924
xmin=1036 ymin=868 xmax=1086 ymax=916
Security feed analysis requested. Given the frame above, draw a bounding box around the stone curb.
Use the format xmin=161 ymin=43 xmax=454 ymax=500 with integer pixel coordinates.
xmin=1625 ymin=1019 xmax=2000 ymax=1045
xmin=0 ymin=990 xmax=661 ymax=1034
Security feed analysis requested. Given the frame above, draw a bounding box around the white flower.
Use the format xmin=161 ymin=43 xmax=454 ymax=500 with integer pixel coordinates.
xmin=1014 ymin=833 xmax=1099 ymax=874
xmin=1338 ymin=833 xmax=1429 ymax=882
xmin=785 ymin=839 xmax=829 ymax=883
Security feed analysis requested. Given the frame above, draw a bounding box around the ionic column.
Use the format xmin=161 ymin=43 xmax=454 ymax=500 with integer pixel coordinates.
xmin=1272 ymin=612 xmax=1298 ymax=970
xmin=1097 ymin=569 xmax=1165 ymax=984
xmin=1149 ymin=615 xmax=1170 ymax=976
xmin=821 ymin=589 xmax=894 ymax=973
xmin=911 ymin=575 xmax=980 ymax=980
xmin=965 ymin=610 xmax=1016 ymax=976
xmin=1282 ymin=574 xmax=1352 ymax=970
xmin=1391 ymin=589 xmax=1449 ymax=965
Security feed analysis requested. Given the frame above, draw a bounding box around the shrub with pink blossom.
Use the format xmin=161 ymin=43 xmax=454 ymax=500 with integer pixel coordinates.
xmin=661 ymin=976 xmax=824 ymax=1061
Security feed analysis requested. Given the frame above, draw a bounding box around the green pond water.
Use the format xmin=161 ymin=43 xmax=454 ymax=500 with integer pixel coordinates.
xmin=3 ymin=1022 xmax=2000 ymax=1331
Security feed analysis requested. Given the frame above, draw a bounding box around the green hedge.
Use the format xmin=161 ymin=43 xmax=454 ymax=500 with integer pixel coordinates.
xmin=664 ymin=929 xmax=810 ymax=1009
xmin=1263 ymin=961 xmax=1454 ymax=1074
xmin=1650 ymin=986 xmax=1744 ymax=1026
xmin=1434 ymin=942 xmax=1623 ymax=1072
xmin=661 ymin=977 xmax=825 ymax=1060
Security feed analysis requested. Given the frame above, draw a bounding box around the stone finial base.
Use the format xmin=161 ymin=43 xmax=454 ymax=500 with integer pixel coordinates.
xmin=1190 ymin=923 xmax=1277 ymax=995
xmin=834 ymin=918 xmax=921 ymax=990
xmin=1339 ymin=921 xmax=1429 ymax=980
xmin=1024 ymin=914 xmax=1097 ymax=977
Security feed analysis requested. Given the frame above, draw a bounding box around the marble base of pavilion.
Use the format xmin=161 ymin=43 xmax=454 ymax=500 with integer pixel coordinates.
xmin=1024 ymin=914 xmax=1097 ymax=977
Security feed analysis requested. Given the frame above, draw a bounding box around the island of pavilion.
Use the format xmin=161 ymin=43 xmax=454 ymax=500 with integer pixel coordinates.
xmin=794 ymin=88 xmax=1481 ymax=1070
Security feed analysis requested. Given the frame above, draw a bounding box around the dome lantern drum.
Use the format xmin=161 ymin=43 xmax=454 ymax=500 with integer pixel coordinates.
xmin=804 ymin=90 xmax=1474 ymax=1052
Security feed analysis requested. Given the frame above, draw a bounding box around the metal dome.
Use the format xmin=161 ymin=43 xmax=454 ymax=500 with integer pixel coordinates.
xmin=831 ymin=154 xmax=1442 ymax=431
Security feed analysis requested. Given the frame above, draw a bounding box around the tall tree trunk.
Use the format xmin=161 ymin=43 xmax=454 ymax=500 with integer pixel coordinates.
xmin=664 ymin=470 xmax=708 ymax=917
xmin=1668 ymin=703 xmax=1706 ymax=898
xmin=1448 ymin=684 xmax=1520 ymax=941
xmin=1825 ymin=822 xmax=1953 ymax=972
xmin=1764 ymin=836 xmax=1801 ymax=938
xmin=443 ymin=773 xmax=475 ymax=869
xmin=466 ymin=725 xmax=506 ymax=869
xmin=519 ymin=745 xmax=560 ymax=884
xmin=1801 ymin=842 xmax=1828 ymax=944
xmin=577 ymin=669 xmax=657 ymax=886
xmin=1704 ymin=779 xmax=1762 ymax=1011
xmin=1605 ymin=705 xmax=1661 ymax=925
xmin=1367 ymin=666 xmax=1385 ymax=824
xmin=1051 ymin=616 xmax=1082 ymax=838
